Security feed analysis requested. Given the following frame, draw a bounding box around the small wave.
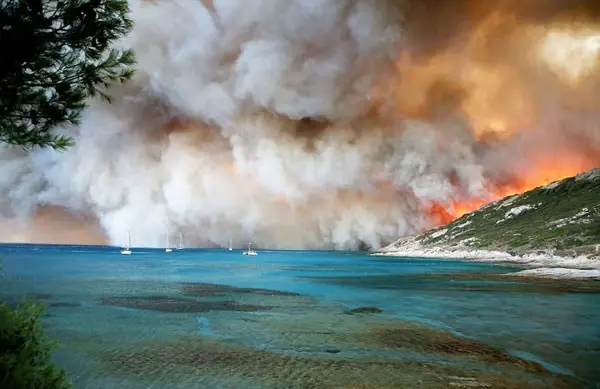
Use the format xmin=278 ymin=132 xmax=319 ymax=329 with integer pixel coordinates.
xmin=508 ymin=350 xmax=573 ymax=376
xmin=196 ymin=316 xmax=216 ymax=336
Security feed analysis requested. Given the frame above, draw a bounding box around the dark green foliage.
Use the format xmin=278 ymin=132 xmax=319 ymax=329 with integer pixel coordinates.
xmin=419 ymin=170 xmax=600 ymax=256
xmin=508 ymin=235 xmax=529 ymax=248
xmin=0 ymin=0 xmax=135 ymax=149
xmin=0 ymin=301 xmax=71 ymax=389
xmin=470 ymin=239 xmax=489 ymax=248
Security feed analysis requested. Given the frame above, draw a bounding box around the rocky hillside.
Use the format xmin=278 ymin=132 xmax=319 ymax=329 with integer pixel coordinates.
xmin=381 ymin=168 xmax=600 ymax=258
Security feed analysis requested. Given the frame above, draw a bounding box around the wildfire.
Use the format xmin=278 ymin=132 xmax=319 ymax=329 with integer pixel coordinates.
xmin=427 ymin=161 xmax=597 ymax=227
xmin=389 ymin=5 xmax=600 ymax=229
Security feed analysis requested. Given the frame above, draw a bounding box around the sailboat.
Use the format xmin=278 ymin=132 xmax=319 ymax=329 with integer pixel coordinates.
xmin=228 ymin=238 xmax=233 ymax=251
xmin=165 ymin=233 xmax=172 ymax=253
xmin=177 ymin=232 xmax=184 ymax=250
xmin=121 ymin=231 xmax=132 ymax=255
xmin=242 ymin=236 xmax=257 ymax=256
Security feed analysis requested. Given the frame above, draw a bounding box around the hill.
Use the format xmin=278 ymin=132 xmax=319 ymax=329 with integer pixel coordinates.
xmin=375 ymin=168 xmax=600 ymax=270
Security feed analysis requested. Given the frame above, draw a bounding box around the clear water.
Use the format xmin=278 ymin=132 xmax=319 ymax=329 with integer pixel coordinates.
xmin=1 ymin=244 xmax=599 ymax=388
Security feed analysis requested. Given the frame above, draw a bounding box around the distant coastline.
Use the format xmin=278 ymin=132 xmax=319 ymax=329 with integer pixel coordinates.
xmin=372 ymin=236 xmax=600 ymax=280
xmin=372 ymin=168 xmax=600 ymax=280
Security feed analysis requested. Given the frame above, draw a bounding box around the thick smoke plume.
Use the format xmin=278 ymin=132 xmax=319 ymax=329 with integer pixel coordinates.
xmin=1 ymin=0 xmax=599 ymax=249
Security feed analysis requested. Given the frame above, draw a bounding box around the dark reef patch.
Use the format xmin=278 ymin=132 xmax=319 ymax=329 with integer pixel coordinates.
xmin=180 ymin=282 xmax=301 ymax=297
xmin=304 ymin=273 xmax=600 ymax=294
xmin=346 ymin=307 xmax=383 ymax=314
xmin=98 ymin=295 xmax=275 ymax=313
xmin=23 ymin=293 xmax=54 ymax=300
xmin=429 ymin=273 xmax=600 ymax=293
xmin=366 ymin=321 xmax=548 ymax=374
xmin=49 ymin=302 xmax=80 ymax=308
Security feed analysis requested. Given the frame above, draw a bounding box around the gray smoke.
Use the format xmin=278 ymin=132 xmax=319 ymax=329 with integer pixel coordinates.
xmin=1 ymin=0 xmax=599 ymax=249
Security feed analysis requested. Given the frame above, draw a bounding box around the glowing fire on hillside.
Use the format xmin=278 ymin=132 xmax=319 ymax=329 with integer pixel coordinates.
xmin=397 ymin=7 xmax=600 ymax=229
xmin=428 ymin=160 xmax=599 ymax=227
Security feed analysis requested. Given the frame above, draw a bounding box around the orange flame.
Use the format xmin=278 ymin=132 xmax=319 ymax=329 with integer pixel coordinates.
xmin=427 ymin=160 xmax=597 ymax=227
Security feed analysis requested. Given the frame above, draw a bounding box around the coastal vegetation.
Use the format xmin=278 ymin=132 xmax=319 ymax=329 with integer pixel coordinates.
xmin=0 ymin=0 xmax=135 ymax=149
xmin=0 ymin=301 xmax=71 ymax=389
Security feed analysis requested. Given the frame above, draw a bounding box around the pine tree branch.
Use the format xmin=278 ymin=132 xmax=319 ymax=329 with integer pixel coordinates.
xmin=0 ymin=0 xmax=136 ymax=149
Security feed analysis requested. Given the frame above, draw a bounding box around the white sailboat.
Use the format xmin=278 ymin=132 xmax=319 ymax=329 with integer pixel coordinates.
xmin=165 ymin=233 xmax=172 ymax=253
xmin=242 ymin=236 xmax=257 ymax=256
xmin=228 ymin=238 xmax=233 ymax=251
xmin=121 ymin=231 xmax=132 ymax=255
xmin=177 ymin=232 xmax=184 ymax=250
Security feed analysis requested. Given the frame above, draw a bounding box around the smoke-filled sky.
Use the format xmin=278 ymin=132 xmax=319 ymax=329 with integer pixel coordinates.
xmin=1 ymin=0 xmax=599 ymax=249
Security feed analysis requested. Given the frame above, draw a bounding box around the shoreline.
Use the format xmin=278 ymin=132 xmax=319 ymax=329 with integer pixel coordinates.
xmin=372 ymin=238 xmax=600 ymax=280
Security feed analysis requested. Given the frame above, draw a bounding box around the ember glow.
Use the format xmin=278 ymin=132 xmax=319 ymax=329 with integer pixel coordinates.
xmin=0 ymin=0 xmax=599 ymax=249
xmin=432 ymin=163 xmax=594 ymax=223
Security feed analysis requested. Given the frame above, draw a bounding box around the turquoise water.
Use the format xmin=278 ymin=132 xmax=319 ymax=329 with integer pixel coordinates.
xmin=1 ymin=244 xmax=599 ymax=388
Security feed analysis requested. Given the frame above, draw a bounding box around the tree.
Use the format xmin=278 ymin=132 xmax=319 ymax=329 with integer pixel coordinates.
xmin=0 ymin=0 xmax=136 ymax=149
xmin=0 ymin=301 xmax=72 ymax=389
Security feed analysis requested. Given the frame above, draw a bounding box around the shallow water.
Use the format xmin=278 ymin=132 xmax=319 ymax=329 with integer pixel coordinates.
xmin=1 ymin=244 xmax=599 ymax=388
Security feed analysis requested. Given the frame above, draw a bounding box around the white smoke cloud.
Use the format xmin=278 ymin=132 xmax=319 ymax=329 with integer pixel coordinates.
xmin=1 ymin=0 xmax=599 ymax=250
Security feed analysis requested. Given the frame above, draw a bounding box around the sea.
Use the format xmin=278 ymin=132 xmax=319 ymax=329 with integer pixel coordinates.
xmin=1 ymin=244 xmax=599 ymax=389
